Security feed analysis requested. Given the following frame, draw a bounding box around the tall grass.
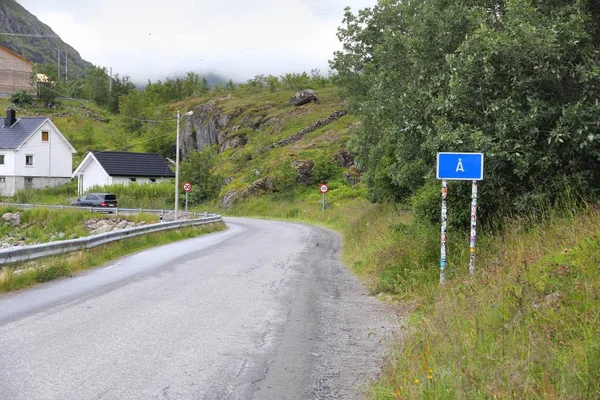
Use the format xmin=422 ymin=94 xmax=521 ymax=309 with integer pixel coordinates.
xmin=6 ymin=181 xmax=175 ymax=209
xmin=86 ymin=182 xmax=174 ymax=209
xmin=366 ymin=204 xmax=600 ymax=399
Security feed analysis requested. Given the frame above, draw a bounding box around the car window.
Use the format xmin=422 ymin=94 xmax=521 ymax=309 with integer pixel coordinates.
xmin=104 ymin=194 xmax=117 ymax=201
xmin=86 ymin=194 xmax=100 ymax=200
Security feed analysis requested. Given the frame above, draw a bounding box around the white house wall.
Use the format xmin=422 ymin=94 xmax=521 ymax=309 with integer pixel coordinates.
xmin=111 ymin=177 xmax=170 ymax=185
xmin=16 ymin=121 xmax=73 ymax=178
xmin=0 ymin=151 xmax=16 ymax=175
xmin=81 ymin=158 xmax=110 ymax=192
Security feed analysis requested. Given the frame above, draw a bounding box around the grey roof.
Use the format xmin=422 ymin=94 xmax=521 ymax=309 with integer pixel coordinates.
xmin=92 ymin=151 xmax=175 ymax=178
xmin=0 ymin=117 xmax=47 ymax=149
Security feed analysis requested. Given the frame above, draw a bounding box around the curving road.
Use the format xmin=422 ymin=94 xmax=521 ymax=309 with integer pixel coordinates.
xmin=0 ymin=217 xmax=399 ymax=400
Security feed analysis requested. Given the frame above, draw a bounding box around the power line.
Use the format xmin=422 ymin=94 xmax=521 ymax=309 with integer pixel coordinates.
xmin=0 ymin=32 xmax=59 ymax=38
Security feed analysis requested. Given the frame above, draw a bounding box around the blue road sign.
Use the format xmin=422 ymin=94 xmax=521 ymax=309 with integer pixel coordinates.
xmin=437 ymin=152 xmax=484 ymax=180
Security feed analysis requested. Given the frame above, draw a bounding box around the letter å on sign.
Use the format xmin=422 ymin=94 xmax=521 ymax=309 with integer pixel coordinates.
xmin=436 ymin=153 xmax=484 ymax=181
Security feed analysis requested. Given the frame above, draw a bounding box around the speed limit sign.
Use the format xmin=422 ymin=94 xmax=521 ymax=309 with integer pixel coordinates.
xmin=319 ymin=184 xmax=329 ymax=193
xmin=182 ymin=182 xmax=193 ymax=192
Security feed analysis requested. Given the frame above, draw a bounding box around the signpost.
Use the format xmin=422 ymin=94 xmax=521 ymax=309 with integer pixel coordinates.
xmin=182 ymin=182 xmax=192 ymax=215
xmin=436 ymin=153 xmax=484 ymax=283
xmin=319 ymin=184 xmax=329 ymax=216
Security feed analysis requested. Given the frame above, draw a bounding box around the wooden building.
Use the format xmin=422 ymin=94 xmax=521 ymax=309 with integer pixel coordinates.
xmin=0 ymin=45 xmax=36 ymax=94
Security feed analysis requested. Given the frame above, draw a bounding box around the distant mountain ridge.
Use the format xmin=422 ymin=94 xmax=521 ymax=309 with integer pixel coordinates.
xmin=0 ymin=0 xmax=92 ymax=78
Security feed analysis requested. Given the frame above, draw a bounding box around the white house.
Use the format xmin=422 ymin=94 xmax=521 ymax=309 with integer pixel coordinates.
xmin=0 ymin=109 xmax=76 ymax=196
xmin=72 ymin=151 xmax=175 ymax=195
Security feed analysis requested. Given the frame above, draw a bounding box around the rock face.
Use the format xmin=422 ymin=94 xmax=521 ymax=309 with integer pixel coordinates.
xmin=180 ymin=102 xmax=248 ymax=157
xmin=335 ymin=149 xmax=355 ymax=168
xmin=288 ymin=89 xmax=319 ymax=106
xmin=292 ymin=160 xmax=314 ymax=185
xmin=180 ymin=101 xmax=225 ymax=158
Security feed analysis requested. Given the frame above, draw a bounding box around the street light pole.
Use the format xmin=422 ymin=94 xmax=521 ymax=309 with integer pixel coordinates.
xmin=174 ymin=110 xmax=193 ymax=221
xmin=175 ymin=110 xmax=181 ymax=220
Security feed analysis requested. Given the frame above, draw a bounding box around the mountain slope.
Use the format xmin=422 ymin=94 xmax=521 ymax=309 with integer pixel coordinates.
xmin=0 ymin=0 xmax=92 ymax=78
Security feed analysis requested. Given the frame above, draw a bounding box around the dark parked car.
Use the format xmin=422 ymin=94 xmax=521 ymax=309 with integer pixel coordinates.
xmin=71 ymin=193 xmax=119 ymax=210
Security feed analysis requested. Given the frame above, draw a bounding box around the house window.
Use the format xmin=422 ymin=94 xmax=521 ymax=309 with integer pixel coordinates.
xmin=0 ymin=155 xmax=4 ymax=165
xmin=149 ymin=178 xmax=156 ymax=183
xmin=0 ymin=177 xmax=5 ymax=186
xmin=42 ymin=131 xmax=49 ymax=142
xmin=25 ymin=155 xmax=34 ymax=166
xmin=129 ymin=178 xmax=137 ymax=182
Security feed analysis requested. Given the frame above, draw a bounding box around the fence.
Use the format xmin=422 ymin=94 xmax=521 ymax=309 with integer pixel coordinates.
xmin=0 ymin=215 xmax=223 ymax=265
xmin=0 ymin=203 xmax=212 ymax=218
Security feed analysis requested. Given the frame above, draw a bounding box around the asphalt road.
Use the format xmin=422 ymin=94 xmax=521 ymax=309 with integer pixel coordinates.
xmin=0 ymin=217 xmax=399 ymax=400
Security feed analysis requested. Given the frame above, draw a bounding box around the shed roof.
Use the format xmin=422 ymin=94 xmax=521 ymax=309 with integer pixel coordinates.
xmin=92 ymin=151 xmax=175 ymax=177
xmin=0 ymin=45 xmax=35 ymax=66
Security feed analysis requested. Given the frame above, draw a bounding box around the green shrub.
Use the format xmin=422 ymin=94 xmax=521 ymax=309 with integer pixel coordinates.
xmin=10 ymin=90 xmax=34 ymax=105
xmin=310 ymin=158 xmax=339 ymax=185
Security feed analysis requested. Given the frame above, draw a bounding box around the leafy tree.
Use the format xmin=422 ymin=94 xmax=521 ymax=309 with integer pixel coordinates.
xmin=85 ymin=66 xmax=110 ymax=107
xmin=182 ymin=72 xmax=209 ymax=97
xmin=331 ymin=0 xmax=600 ymax=222
xmin=119 ymin=90 xmax=147 ymax=132
xmin=266 ymin=75 xmax=280 ymax=92
xmin=280 ymin=72 xmax=311 ymax=90
xmin=179 ymin=146 xmax=223 ymax=202
xmin=225 ymin=79 xmax=237 ymax=91
xmin=245 ymin=75 xmax=267 ymax=92
xmin=108 ymin=74 xmax=136 ymax=113
xmin=31 ymin=64 xmax=59 ymax=104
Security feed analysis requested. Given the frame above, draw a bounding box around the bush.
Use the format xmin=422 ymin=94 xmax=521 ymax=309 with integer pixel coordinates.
xmin=310 ymin=158 xmax=339 ymax=185
xmin=10 ymin=90 xmax=34 ymax=105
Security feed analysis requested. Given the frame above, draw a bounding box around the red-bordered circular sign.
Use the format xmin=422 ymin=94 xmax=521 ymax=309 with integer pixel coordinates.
xmin=319 ymin=184 xmax=329 ymax=194
xmin=182 ymin=182 xmax=193 ymax=192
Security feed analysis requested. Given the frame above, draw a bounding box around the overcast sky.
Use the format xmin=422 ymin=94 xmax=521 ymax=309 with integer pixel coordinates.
xmin=17 ymin=0 xmax=376 ymax=84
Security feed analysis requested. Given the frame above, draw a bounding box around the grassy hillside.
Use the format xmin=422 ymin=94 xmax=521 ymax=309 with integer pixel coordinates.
xmin=0 ymin=85 xmax=360 ymax=209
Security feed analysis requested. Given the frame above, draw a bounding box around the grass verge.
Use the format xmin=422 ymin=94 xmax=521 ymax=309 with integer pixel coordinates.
xmin=0 ymin=222 xmax=225 ymax=293
xmin=368 ymin=206 xmax=600 ymax=399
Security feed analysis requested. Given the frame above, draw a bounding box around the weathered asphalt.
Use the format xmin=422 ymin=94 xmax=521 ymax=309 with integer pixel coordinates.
xmin=0 ymin=217 xmax=400 ymax=399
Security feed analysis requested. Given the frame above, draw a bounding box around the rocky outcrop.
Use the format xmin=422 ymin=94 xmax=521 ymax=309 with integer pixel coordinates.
xmin=292 ymin=160 xmax=314 ymax=185
xmin=344 ymin=166 xmax=361 ymax=185
xmin=220 ymin=177 xmax=275 ymax=208
xmin=268 ymin=110 xmax=348 ymax=149
xmin=180 ymin=101 xmax=223 ymax=158
xmin=2 ymin=212 xmax=21 ymax=226
xmin=179 ymin=102 xmax=249 ymax=157
xmin=288 ymin=90 xmax=319 ymax=106
xmin=335 ymin=149 xmax=355 ymax=168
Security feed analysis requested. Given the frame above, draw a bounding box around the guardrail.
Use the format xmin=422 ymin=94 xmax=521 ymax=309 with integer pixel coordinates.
xmin=0 ymin=203 xmax=211 ymax=218
xmin=0 ymin=215 xmax=223 ymax=265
